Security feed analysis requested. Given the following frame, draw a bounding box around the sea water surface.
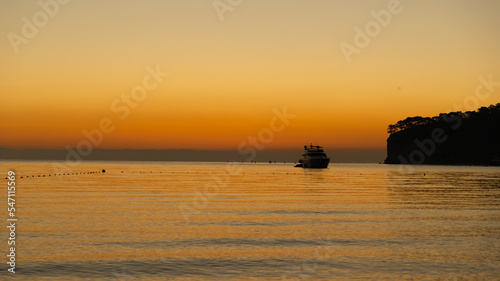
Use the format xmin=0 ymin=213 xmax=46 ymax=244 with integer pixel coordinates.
xmin=1 ymin=160 xmax=499 ymax=280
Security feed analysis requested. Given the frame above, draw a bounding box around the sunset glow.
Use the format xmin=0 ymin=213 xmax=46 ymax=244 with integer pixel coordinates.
xmin=1 ymin=0 xmax=499 ymax=151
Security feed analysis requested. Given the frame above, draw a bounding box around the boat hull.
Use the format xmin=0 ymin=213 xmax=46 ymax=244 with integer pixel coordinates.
xmin=302 ymin=157 xmax=330 ymax=169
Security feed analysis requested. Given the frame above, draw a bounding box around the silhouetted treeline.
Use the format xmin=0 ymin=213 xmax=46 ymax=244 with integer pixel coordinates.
xmin=385 ymin=103 xmax=500 ymax=165
xmin=387 ymin=104 xmax=500 ymax=134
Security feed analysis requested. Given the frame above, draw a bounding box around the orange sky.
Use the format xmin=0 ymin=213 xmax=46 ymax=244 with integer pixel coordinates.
xmin=1 ymin=0 xmax=499 ymax=150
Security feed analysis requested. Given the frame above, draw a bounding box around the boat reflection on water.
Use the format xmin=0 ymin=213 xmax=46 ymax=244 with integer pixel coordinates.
xmin=294 ymin=144 xmax=330 ymax=168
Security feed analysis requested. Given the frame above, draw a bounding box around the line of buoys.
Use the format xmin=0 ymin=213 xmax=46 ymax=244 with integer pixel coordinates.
xmin=9 ymin=169 xmax=106 ymax=179
xmin=5 ymin=170 xmax=348 ymax=179
xmin=228 ymin=161 xmax=285 ymax=163
xmin=8 ymin=170 xmax=306 ymax=179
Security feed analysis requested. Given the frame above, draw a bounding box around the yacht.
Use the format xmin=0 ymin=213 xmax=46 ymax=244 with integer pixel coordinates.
xmin=294 ymin=144 xmax=330 ymax=168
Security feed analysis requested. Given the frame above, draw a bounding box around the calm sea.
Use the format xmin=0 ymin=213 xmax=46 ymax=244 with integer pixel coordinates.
xmin=1 ymin=160 xmax=499 ymax=280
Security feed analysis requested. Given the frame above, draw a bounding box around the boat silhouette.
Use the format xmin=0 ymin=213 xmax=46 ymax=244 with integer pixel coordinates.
xmin=294 ymin=144 xmax=330 ymax=168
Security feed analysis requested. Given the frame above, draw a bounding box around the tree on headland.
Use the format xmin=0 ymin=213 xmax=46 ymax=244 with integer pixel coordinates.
xmin=387 ymin=103 xmax=500 ymax=134
xmin=387 ymin=116 xmax=436 ymax=134
xmin=385 ymin=103 xmax=500 ymax=165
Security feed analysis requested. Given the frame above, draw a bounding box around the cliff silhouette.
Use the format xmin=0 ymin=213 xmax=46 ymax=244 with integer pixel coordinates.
xmin=385 ymin=103 xmax=500 ymax=166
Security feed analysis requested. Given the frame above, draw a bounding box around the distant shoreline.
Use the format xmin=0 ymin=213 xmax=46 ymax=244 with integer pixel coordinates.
xmin=1 ymin=158 xmax=496 ymax=168
xmin=0 ymin=148 xmax=386 ymax=163
xmin=384 ymin=162 xmax=500 ymax=168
